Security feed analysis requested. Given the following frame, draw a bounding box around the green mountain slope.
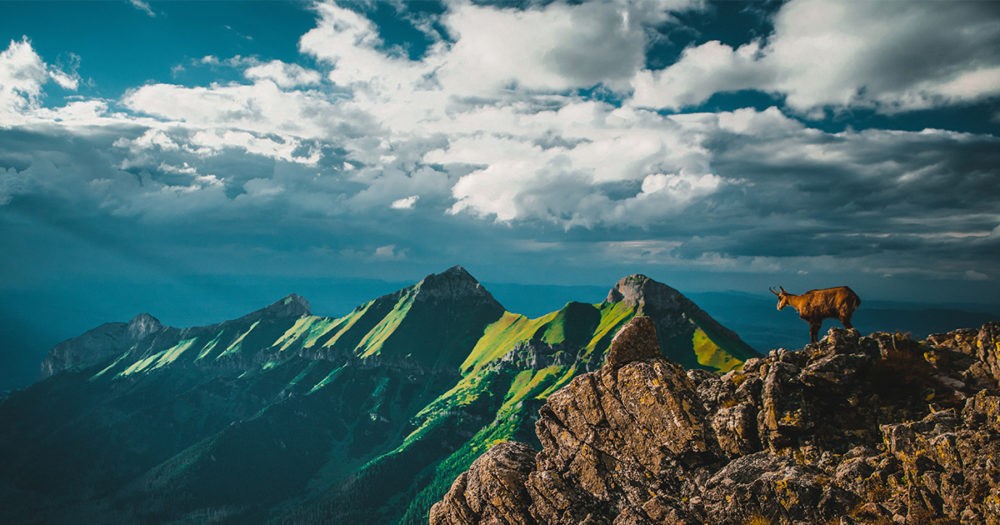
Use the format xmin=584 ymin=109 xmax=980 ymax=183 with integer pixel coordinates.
xmin=0 ymin=268 xmax=756 ymax=524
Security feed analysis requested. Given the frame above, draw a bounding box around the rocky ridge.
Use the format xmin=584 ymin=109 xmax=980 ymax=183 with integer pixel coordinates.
xmin=40 ymin=313 xmax=166 ymax=377
xmin=431 ymin=318 xmax=1000 ymax=524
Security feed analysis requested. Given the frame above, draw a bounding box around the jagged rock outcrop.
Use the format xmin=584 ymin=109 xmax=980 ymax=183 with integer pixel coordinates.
xmin=429 ymin=442 xmax=537 ymax=525
xmin=432 ymin=318 xmax=1000 ymax=524
xmin=604 ymin=316 xmax=660 ymax=366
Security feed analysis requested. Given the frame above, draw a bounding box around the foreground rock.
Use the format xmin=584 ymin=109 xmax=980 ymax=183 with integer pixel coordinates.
xmin=432 ymin=317 xmax=1000 ymax=524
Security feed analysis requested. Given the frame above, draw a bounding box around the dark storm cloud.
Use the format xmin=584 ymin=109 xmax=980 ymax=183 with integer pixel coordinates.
xmin=606 ymin=120 xmax=1000 ymax=283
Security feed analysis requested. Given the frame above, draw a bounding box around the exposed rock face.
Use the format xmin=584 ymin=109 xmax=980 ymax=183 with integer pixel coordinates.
xmin=41 ymin=313 xmax=166 ymax=378
xmin=604 ymin=316 xmax=660 ymax=366
xmin=417 ymin=265 xmax=501 ymax=306
xmin=606 ymin=274 xmax=686 ymax=310
xmin=433 ymin=319 xmax=1000 ymax=524
xmin=429 ymin=442 xmax=536 ymax=525
xmin=126 ymin=313 xmax=163 ymax=340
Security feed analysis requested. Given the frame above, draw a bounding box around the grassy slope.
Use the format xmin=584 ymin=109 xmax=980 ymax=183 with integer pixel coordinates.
xmin=395 ymin=296 xmax=766 ymax=522
xmin=394 ymin=301 xmax=642 ymax=522
xmin=12 ymin=279 xmax=757 ymax=524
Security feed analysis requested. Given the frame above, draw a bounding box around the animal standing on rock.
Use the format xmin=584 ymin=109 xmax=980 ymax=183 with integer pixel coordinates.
xmin=770 ymin=285 xmax=861 ymax=343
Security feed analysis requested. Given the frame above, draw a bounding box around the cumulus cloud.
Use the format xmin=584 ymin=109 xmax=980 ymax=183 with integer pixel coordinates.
xmin=0 ymin=38 xmax=49 ymax=121
xmin=244 ymin=60 xmax=322 ymax=88
xmin=299 ymin=0 xmax=695 ymax=98
xmin=435 ymin=1 xmax=664 ymax=95
xmin=632 ymin=0 xmax=1000 ymax=113
xmin=118 ymin=79 xmax=374 ymax=165
xmin=390 ymin=195 xmax=418 ymax=209
xmin=299 ymin=2 xmax=429 ymax=95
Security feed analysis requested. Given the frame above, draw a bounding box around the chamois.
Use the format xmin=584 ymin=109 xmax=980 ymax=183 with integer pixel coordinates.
xmin=770 ymin=286 xmax=861 ymax=343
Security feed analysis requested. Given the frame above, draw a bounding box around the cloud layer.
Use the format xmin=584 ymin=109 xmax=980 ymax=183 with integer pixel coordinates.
xmin=633 ymin=0 xmax=1000 ymax=114
xmin=1 ymin=0 xmax=999 ymax=293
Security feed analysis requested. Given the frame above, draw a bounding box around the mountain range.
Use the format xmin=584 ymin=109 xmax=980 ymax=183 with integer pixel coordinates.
xmin=0 ymin=267 xmax=757 ymax=523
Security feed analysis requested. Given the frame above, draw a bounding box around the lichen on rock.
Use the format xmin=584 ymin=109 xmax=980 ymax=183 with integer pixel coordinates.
xmin=433 ymin=319 xmax=1000 ymax=524
xmin=603 ymin=315 xmax=660 ymax=367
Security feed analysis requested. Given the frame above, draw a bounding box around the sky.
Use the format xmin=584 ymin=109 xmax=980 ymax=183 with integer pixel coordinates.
xmin=2 ymin=0 xmax=1000 ymax=386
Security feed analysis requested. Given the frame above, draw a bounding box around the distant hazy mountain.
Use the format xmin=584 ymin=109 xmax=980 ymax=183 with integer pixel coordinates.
xmin=0 ymin=267 xmax=755 ymax=524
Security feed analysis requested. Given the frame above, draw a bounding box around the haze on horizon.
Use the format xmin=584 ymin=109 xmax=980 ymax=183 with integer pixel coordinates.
xmin=2 ymin=0 xmax=999 ymax=387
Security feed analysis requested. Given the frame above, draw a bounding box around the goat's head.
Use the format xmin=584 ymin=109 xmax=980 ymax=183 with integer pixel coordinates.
xmin=769 ymin=286 xmax=791 ymax=310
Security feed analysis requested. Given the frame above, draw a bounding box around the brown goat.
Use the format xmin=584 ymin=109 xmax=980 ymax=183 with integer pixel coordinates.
xmin=770 ymin=286 xmax=861 ymax=343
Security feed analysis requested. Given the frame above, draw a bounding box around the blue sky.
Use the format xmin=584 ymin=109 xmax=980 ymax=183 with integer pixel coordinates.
xmin=2 ymin=0 xmax=1000 ymax=386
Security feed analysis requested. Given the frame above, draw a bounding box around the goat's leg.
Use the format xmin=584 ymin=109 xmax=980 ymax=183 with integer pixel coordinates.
xmin=809 ymin=322 xmax=820 ymax=343
xmin=841 ymin=314 xmax=854 ymax=330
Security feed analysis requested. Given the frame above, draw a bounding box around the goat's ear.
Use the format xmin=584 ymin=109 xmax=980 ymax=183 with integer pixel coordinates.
xmin=769 ymin=287 xmax=780 ymax=296
xmin=779 ymin=286 xmax=788 ymax=293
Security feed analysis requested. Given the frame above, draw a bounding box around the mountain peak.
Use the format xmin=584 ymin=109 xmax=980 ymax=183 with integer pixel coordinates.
xmin=416 ymin=266 xmax=500 ymax=307
xmin=606 ymin=274 xmax=685 ymax=311
xmin=443 ymin=265 xmax=471 ymax=276
xmin=127 ymin=313 xmax=163 ymax=340
xmin=258 ymin=294 xmax=311 ymax=318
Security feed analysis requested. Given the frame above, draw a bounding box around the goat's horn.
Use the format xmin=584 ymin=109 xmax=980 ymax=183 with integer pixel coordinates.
xmin=769 ymin=287 xmax=780 ymax=296
xmin=779 ymin=286 xmax=787 ymax=293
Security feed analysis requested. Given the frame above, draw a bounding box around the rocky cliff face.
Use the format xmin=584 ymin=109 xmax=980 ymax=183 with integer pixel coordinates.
xmin=432 ymin=318 xmax=1000 ymax=524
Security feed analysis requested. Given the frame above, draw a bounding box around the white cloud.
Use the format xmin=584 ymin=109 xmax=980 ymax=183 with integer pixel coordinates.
xmin=299 ymin=2 xmax=429 ymax=95
xmin=188 ymin=129 xmax=320 ymax=164
xmin=119 ymin=80 xmax=368 ymax=163
xmin=244 ymin=60 xmax=322 ymax=88
xmin=125 ymin=129 xmax=181 ymax=152
xmin=373 ymin=244 xmax=406 ymax=260
xmin=0 ymin=38 xmax=49 ymax=122
xmin=129 ymin=0 xmax=156 ymax=17
xmin=158 ymin=162 xmax=197 ymax=175
xmin=242 ymin=177 xmax=285 ymax=199
xmin=294 ymin=0 xmax=699 ymax=138
xmin=632 ymin=39 xmax=766 ymax=110
xmin=631 ymin=0 xmax=1000 ymax=113
xmin=434 ymin=101 xmax=734 ymax=226
xmin=48 ymin=68 xmax=78 ymax=90
xmin=435 ymin=1 xmax=668 ymax=95
xmin=390 ymin=195 xmax=419 ymax=209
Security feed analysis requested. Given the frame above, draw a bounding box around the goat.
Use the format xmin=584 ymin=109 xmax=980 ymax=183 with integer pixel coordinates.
xmin=770 ymin=286 xmax=861 ymax=343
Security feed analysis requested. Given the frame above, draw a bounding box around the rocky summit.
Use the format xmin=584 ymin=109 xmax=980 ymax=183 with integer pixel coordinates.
xmin=432 ymin=317 xmax=1000 ymax=524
